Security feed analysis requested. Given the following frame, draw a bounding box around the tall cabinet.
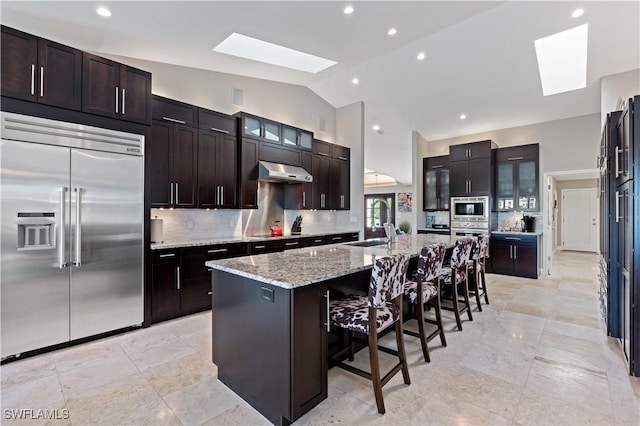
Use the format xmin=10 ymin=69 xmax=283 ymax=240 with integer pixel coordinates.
xmin=449 ymin=140 xmax=496 ymax=196
xmin=423 ymin=155 xmax=449 ymax=211
xmin=600 ymin=95 xmax=640 ymax=377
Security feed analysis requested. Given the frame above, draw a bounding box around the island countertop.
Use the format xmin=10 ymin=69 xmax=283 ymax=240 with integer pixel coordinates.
xmin=206 ymin=234 xmax=455 ymax=289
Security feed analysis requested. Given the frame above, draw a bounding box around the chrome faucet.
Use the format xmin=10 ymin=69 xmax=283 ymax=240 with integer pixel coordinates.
xmin=372 ymin=198 xmax=394 ymax=244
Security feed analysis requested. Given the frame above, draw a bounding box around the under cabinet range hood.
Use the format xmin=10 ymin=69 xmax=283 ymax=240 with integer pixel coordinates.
xmin=258 ymin=161 xmax=313 ymax=183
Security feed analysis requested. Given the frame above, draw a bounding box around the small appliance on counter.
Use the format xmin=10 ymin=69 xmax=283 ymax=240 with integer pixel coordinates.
xmin=270 ymin=220 xmax=283 ymax=237
xmin=150 ymin=216 xmax=163 ymax=243
xmin=521 ymin=214 xmax=536 ymax=232
xmin=291 ymin=215 xmax=303 ymax=234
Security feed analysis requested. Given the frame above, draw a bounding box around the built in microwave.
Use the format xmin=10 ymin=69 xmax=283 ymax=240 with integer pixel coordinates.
xmin=451 ymin=196 xmax=489 ymax=222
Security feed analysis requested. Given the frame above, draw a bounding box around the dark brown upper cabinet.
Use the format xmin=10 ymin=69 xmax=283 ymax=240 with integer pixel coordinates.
xmin=237 ymin=112 xmax=281 ymax=144
xmin=239 ymin=138 xmax=260 ymax=209
xmin=495 ymin=143 xmax=539 ymax=211
xmin=82 ymin=52 xmax=151 ymax=124
xmin=152 ymin=95 xmax=198 ymax=128
xmin=283 ymin=124 xmax=313 ymax=150
xmin=423 ymin=155 xmax=450 ymax=211
xmin=449 ymin=140 xmax=496 ymax=197
xmin=1 ymin=25 xmax=81 ymax=110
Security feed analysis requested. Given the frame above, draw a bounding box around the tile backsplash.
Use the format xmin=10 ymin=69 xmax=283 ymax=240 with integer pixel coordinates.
xmin=151 ymin=209 xmax=242 ymax=242
xmin=497 ymin=211 xmax=543 ymax=232
xmin=424 ymin=211 xmax=450 ymax=228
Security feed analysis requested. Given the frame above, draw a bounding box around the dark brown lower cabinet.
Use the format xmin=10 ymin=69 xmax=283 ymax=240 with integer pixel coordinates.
xmin=490 ymin=234 xmax=538 ymax=279
xmin=151 ymin=250 xmax=181 ymax=323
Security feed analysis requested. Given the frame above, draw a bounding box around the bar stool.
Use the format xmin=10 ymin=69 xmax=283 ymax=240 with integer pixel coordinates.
xmin=468 ymin=233 xmax=490 ymax=311
xmin=329 ymin=253 xmax=411 ymax=414
xmin=402 ymin=243 xmax=447 ymax=363
xmin=440 ymin=237 xmax=474 ymax=331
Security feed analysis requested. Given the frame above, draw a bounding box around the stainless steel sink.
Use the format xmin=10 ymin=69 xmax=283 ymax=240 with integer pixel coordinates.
xmin=345 ymin=239 xmax=388 ymax=247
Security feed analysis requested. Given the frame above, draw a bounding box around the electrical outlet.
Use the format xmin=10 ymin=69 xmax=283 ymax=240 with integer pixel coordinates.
xmin=187 ymin=219 xmax=194 ymax=230
xmin=229 ymin=219 xmax=235 ymax=227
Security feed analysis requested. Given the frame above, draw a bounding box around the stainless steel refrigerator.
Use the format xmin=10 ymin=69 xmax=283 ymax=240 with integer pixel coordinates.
xmin=1 ymin=112 xmax=144 ymax=359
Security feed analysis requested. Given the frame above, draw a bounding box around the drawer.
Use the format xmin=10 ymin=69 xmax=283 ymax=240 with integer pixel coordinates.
xmin=246 ymin=241 xmax=270 ymax=255
xmin=152 ymin=95 xmax=197 ymax=127
xmin=198 ymin=108 xmax=236 ymax=135
xmin=312 ymin=139 xmax=332 ymax=157
xmin=307 ymin=236 xmax=327 ymax=246
xmin=152 ymin=250 xmax=180 ymax=264
xmin=259 ymin=143 xmax=302 ymax=166
xmin=332 ymin=144 xmax=350 ymax=161
xmin=491 ymin=233 xmax=536 ymax=244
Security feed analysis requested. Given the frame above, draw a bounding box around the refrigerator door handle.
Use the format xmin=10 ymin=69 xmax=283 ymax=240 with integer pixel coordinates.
xmin=59 ymin=187 xmax=68 ymax=268
xmin=74 ymin=187 xmax=82 ymax=267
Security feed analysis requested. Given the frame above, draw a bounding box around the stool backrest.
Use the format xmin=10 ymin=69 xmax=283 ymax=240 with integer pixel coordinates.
xmin=368 ymin=253 xmax=410 ymax=308
xmin=470 ymin=239 xmax=481 ymax=261
xmin=478 ymin=233 xmax=490 ymax=258
xmin=450 ymin=238 xmax=474 ymax=269
xmin=414 ymin=243 xmax=446 ymax=283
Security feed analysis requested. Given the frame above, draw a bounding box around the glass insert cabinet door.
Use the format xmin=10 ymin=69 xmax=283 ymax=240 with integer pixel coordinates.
xmin=263 ymin=121 xmax=280 ymax=143
xmin=243 ymin=116 xmax=261 ymax=138
xmin=497 ymin=162 xmax=515 ymax=210
xmin=439 ymin=170 xmax=449 ymax=210
xmin=424 ymin=170 xmax=438 ymax=210
xmin=283 ymin=127 xmax=298 ymax=146
xmin=518 ymin=160 xmax=537 ymax=209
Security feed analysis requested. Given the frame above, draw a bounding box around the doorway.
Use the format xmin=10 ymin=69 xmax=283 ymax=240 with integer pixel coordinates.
xmin=364 ymin=193 xmax=395 ymax=240
xmin=561 ymin=188 xmax=598 ymax=252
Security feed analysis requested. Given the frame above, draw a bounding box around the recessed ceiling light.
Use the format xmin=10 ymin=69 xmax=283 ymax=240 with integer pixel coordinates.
xmin=459 ymin=114 xmax=467 ymax=120
xmin=213 ymin=33 xmax=337 ymax=74
xmin=387 ymin=28 xmax=397 ymax=36
xmin=534 ymin=24 xmax=588 ymax=96
xmin=343 ymin=5 xmax=354 ymax=15
xmin=96 ymin=7 xmax=112 ymax=17
xmin=416 ymin=52 xmax=426 ymax=61
xmin=352 ymin=77 xmax=359 ymax=85
xmin=572 ymin=8 xmax=584 ymax=18
xmin=372 ymin=124 xmax=380 ymax=131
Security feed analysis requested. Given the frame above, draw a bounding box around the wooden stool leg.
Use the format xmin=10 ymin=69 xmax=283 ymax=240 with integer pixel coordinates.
xmin=394 ymin=319 xmax=411 ymax=384
xmin=473 ymin=268 xmax=483 ymax=312
xmin=481 ymin=269 xmax=490 ymax=304
xmin=416 ymin=299 xmax=430 ymax=362
xmin=451 ymin=276 xmax=463 ymax=331
xmin=368 ymin=327 xmax=385 ymax=414
xmin=433 ymin=289 xmax=447 ymax=347
xmin=349 ymin=330 xmax=355 ymax=361
xmin=462 ymin=278 xmax=473 ymax=321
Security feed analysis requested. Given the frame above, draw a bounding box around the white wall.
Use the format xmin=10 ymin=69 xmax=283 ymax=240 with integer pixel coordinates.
xmin=104 ymin=54 xmax=337 ymax=143
xmin=601 ymin=69 xmax=640 ymax=124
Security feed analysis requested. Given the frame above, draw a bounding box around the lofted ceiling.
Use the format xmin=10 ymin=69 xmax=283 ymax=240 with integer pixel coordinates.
xmin=2 ymin=1 xmax=639 ymax=185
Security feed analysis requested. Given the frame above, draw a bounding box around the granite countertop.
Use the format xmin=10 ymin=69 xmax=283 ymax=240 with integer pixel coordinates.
xmin=151 ymin=229 xmax=360 ymax=250
xmin=206 ymin=234 xmax=455 ymax=290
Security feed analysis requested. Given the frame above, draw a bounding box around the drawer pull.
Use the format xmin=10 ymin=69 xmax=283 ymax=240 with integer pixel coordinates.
xmin=337 ymin=156 xmax=348 ymax=161
xmin=314 ymin=239 xmax=322 ymax=243
xmin=507 ymin=156 xmax=524 ymax=161
xmin=332 ymin=237 xmax=342 ymax=240
xmin=210 ymin=127 xmax=230 ymax=134
xmin=317 ymin=152 xmax=329 ymax=157
xmin=431 ymin=165 xmax=443 ymax=169
xmin=505 ymin=237 xmax=521 ymax=241
xmin=254 ymin=245 xmax=266 ymax=249
xmin=285 ymin=242 xmax=299 ymax=246
xmin=208 ymin=248 xmax=228 ymax=254
xmin=159 ymin=253 xmax=176 ymax=258
xmin=162 ymin=116 xmax=186 ymax=124
xmin=208 ymin=291 xmax=212 ymax=295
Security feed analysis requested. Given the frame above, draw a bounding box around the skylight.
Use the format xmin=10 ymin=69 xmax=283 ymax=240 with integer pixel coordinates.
xmin=534 ymin=24 xmax=588 ymax=96
xmin=212 ymin=33 xmax=337 ymax=74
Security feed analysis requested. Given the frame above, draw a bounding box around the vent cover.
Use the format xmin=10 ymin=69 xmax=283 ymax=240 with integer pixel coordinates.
xmin=232 ymin=87 xmax=244 ymax=106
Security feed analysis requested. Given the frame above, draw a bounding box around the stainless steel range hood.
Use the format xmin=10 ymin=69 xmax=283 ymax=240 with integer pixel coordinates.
xmin=258 ymin=161 xmax=313 ymax=183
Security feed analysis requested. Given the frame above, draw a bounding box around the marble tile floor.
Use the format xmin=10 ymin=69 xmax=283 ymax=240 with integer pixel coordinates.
xmin=1 ymin=250 xmax=638 ymax=425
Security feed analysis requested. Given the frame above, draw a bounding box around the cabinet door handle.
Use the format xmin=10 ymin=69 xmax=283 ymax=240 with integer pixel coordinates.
xmin=122 ymin=89 xmax=125 ymax=115
xmin=170 ymin=183 xmax=174 ymax=205
xmin=324 ymin=290 xmax=330 ymax=332
xmin=162 ymin=116 xmax=186 ymax=124
xmin=210 ymin=127 xmax=230 ymax=134
xmin=159 ymin=253 xmax=176 ymax=258
xmin=40 ymin=66 xmax=44 ymax=97
xmin=208 ymin=248 xmax=228 ymax=254
xmin=514 ymin=245 xmax=517 ymax=260
xmin=115 ymin=86 xmax=119 ymax=113
xmin=302 ymin=191 xmax=306 ymax=208
xmin=317 ymin=152 xmax=329 ymax=157
xmin=208 ymin=291 xmax=213 ymax=295
xmin=431 ymin=165 xmax=443 ymax=169
xmin=31 ymin=64 xmax=35 ymax=95
xmin=175 ymin=183 xmax=179 ymax=204
xmin=507 ymin=156 xmax=523 ymax=161
xmin=221 ymin=186 xmax=224 ymax=205
xmin=469 ymin=180 xmax=472 ymax=193
xmin=261 ymin=125 xmax=265 ymax=137
xmin=615 ymin=191 xmax=621 ymax=223
xmin=509 ymin=245 xmax=513 ymax=259
xmin=615 ymin=146 xmax=621 ymax=178
xmin=176 ymin=266 xmax=181 ymax=290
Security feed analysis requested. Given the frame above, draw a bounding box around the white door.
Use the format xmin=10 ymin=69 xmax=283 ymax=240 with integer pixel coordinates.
xmin=561 ymin=188 xmax=597 ymax=252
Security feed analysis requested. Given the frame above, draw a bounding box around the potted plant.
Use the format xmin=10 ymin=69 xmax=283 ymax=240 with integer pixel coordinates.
xmin=398 ymin=221 xmax=411 ymax=234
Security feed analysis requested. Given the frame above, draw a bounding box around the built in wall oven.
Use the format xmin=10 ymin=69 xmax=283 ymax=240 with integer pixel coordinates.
xmin=450 ymin=196 xmax=489 ymax=235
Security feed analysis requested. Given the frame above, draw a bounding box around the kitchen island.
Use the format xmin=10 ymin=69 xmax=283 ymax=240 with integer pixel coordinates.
xmin=206 ymin=234 xmax=454 ymax=425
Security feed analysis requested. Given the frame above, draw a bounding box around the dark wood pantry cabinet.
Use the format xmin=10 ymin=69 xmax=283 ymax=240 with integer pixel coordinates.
xmin=82 ymin=52 xmax=151 ymax=124
xmin=239 ymin=137 xmax=260 ymax=209
xmin=423 ymin=155 xmax=450 ymax=211
xmin=1 ymin=25 xmax=82 ymax=110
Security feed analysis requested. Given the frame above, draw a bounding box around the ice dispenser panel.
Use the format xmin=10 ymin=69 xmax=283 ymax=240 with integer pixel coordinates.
xmin=17 ymin=212 xmax=56 ymax=251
